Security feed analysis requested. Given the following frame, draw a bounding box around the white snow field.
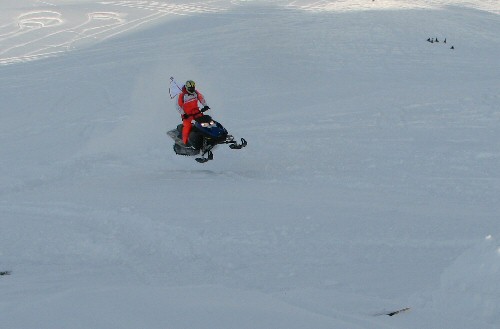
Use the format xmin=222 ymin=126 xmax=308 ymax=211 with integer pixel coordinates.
xmin=1 ymin=0 xmax=499 ymax=328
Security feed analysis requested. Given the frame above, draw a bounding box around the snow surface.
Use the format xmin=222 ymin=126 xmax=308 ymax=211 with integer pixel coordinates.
xmin=1 ymin=1 xmax=499 ymax=328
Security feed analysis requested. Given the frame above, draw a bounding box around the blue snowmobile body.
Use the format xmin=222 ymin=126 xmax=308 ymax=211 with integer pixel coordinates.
xmin=167 ymin=114 xmax=246 ymax=163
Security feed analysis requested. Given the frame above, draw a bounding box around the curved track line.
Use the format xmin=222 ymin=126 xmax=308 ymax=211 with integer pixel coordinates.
xmin=0 ymin=11 xmax=63 ymax=40
xmin=0 ymin=11 xmax=126 ymax=60
xmin=0 ymin=1 xmax=229 ymax=65
xmin=100 ymin=1 xmax=225 ymax=15
xmin=17 ymin=11 xmax=63 ymax=29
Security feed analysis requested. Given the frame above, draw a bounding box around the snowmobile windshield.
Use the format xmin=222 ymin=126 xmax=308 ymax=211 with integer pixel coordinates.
xmin=196 ymin=115 xmax=212 ymax=124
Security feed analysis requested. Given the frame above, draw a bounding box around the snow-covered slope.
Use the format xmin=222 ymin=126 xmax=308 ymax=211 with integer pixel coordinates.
xmin=1 ymin=1 xmax=499 ymax=328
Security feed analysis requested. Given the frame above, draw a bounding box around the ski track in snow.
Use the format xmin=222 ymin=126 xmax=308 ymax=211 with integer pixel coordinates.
xmin=287 ymin=0 xmax=500 ymax=13
xmin=0 ymin=10 xmax=127 ymax=64
xmin=0 ymin=1 xmax=228 ymax=65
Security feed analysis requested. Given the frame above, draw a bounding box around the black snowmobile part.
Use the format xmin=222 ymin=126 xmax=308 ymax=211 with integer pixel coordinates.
xmin=195 ymin=139 xmax=215 ymax=163
xmin=222 ymin=135 xmax=247 ymax=149
xmin=168 ymin=129 xmax=200 ymax=156
xmin=194 ymin=136 xmax=247 ymax=163
xmin=195 ymin=150 xmax=214 ymax=163
xmin=173 ymin=143 xmax=200 ymax=156
xmin=228 ymin=137 xmax=247 ymax=149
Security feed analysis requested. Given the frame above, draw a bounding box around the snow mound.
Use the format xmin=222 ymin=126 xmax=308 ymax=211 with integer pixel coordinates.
xmin=433 ymin=234 xmax=500 ymax=324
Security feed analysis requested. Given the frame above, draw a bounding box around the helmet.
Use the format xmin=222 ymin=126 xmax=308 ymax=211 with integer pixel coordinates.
xmin=185 ymin=80 xmax=196 ymax=94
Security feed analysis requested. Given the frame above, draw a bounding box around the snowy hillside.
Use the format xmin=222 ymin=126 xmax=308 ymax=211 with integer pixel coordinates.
xmin=1 ymin=1 xmax=499 ymax=328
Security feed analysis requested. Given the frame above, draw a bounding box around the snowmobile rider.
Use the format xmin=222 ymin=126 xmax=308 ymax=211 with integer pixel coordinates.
xmin=176 ymin=80 xmax=210 ymax=146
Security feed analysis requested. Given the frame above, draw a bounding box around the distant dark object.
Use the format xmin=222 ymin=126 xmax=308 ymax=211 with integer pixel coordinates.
xmin=450 ymin=46 xmax=454 ymax=49
xmin=0 ymin=271 xmax=11 ymax=276
xmin=435 ymin=38 xmax=439 ymax=42
xmin=427 ymin=38 xmax=431 ymax=42
xmin=387 ymin=307 xmax=411 ymax=316
xmin=374 ymin=307 xmax=411 ymax=317
xmin=444 ymin=38 xmax=447 ymax=43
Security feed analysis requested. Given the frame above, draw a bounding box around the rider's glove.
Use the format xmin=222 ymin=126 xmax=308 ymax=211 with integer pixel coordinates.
xmin=182 ymin=113 xmax=190 ymax=120
xmin=201 ymin=106 xmax=210 ymax=112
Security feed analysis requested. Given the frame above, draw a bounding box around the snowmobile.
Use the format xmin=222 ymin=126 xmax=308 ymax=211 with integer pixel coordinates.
xmin=167 ymin=113 xmax=247 ymax=163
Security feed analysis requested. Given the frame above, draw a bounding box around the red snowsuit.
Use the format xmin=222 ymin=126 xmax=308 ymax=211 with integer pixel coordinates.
xmin=177 ymin=86 xmax=208 ymax=144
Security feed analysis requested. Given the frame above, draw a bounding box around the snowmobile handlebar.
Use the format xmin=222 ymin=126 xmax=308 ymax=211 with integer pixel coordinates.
xmin=182 ymin=106 xmax=209 ymax=120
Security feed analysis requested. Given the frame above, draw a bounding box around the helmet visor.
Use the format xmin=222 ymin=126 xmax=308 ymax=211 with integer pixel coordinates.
xmin=186 ymin=80 xmax=196 ymax=93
